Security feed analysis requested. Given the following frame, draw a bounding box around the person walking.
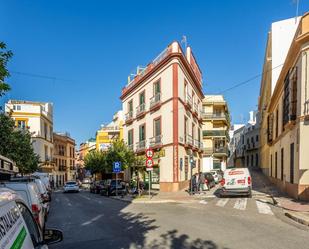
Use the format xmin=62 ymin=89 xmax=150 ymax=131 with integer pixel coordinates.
xmin=191 ymin=174 xmax=197 ymax=194
xmin=199 ymin=172 xmax=205 ymax=191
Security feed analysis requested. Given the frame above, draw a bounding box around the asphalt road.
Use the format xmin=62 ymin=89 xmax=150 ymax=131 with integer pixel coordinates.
xmin=47 ymin=190 xmax=309 ymax=249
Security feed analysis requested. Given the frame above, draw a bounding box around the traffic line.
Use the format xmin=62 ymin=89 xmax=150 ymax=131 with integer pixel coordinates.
xmin=216 ymin=198 xmax=229 ymax=207
xmin=199 ymin=200 xmax=208 ymax=205
xmin=234 ymin=198 xmax=247 ymax=210
xmin=256 ymin=201 xmax=273 ymax=215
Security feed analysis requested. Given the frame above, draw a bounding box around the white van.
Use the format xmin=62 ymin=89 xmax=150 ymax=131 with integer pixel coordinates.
xmin=2 ymin=181 xmax=46 ymax=229
xmin=0 ymin=188 xmax=62 ymax=249
xmin=220 ymin=168 xmax=252 ymax=198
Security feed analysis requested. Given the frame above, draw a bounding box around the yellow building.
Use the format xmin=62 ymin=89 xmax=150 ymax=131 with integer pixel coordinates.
xmin=96 ymin=110 xmax=124 ymax=151
xmin=53 ymin=132 xmax=76 ymax=184
xmin=262 ymin=13 xmax=309 ymax=200
xmin=201 ymin=95 xmax=230 ymax=171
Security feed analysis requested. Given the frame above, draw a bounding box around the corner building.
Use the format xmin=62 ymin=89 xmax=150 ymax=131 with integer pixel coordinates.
xmin=121 ymin=42 xmax=204 ymax=192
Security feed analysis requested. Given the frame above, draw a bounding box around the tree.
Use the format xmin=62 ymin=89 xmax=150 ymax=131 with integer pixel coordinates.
xmin=0 ymin=42 xmax=13 ymax=97
xmin=0 ymin=113 xmax=39 ymax=174
xmin=106 ymin=140 xmax=136 ymax=171
xmin=84 ymin=150 xmax=107 ymax=175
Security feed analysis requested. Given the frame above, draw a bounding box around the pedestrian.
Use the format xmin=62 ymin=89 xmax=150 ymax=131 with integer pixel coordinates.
xmin=199 ymin=172 xmax=205 ymax=191
xmin=196 ymin=173 xmax=200 ymax=192
xmin=191 ymin=174 xmax=197 ymax=194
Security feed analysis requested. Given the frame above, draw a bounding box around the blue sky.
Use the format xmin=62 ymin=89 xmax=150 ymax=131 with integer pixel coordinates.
xmin=1 ymin=0 xmax=308 ymax=146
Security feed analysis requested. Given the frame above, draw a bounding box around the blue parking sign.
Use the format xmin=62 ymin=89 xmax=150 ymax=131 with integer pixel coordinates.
xmin=113 ymin=161 xmax=122 ymax=173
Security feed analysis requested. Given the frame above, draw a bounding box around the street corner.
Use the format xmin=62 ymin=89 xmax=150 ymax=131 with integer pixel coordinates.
xmin=284 ymin=211 xmax=309 ymax=227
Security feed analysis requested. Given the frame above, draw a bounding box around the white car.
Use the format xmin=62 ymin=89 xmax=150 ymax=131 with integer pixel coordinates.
xmin=63 ymin=181 xmax=79 ymax=193
xmin=2 ymin=180 xmax=47 ymax=230
xmin=220 ymin=168 xmax=252 ymax=198
xmin=0 ymin=188 xmax=63 ymax=249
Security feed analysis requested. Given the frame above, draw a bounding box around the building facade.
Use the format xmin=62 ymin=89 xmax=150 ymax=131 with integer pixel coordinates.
xmin=259 ymin=16 xmax=301 ymax=177
xmin=201 ymin=95 xmax=230 ymax=172
xmin=227 ymin=124 xmax=245 ymax=167
xmin=96 ymin=110 xmax=124 ymax=151
xmin=53 ymin=132 xmax=76 ymax=184
xmin=121 ymin=41 xmax=204 ymax=192
xmin=5 ymin=100 xmax=54 ymax=173
xmin=265 ymin=13 xmax=309 ymax=200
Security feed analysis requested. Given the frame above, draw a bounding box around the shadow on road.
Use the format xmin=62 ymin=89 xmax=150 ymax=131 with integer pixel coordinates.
xmin=48 ymin=192 xmax=225 ymax=249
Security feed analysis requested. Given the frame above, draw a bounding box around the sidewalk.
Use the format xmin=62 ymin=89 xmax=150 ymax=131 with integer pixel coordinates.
xmin=250 ymin=169 xmax=309 ymax=226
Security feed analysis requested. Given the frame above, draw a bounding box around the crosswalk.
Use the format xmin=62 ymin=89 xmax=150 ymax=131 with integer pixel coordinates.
xmin=199 ymin=198 xmax=274 ymax=215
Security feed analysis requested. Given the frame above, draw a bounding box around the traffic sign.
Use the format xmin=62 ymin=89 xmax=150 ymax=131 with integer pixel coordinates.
xmin=113 ymin=161 xmax=122 ymax=173
xmin=146 ymin=158 xmax=153 ymax=169
xmin=146 ymin=148 xmax=154 ymax=158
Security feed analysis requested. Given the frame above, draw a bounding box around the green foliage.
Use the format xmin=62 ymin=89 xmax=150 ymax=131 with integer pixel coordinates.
xmin=84 ymin=150 xmax=107 ymax=174
xmin=0 ymin=113 xmax=39 ymax=174
xmin=0 ymin=42 xmax=13 ymax=97
xmin=84 ymin=140 xmax=136 ymax=174
xmin=106 ymin=140 xmax=136 ymax=171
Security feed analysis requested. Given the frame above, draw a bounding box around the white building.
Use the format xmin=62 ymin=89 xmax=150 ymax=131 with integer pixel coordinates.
xmin=121 ymin=41 xmax=204 ymax=192
xmin=5 ymin=100 xmax=54 ymax=172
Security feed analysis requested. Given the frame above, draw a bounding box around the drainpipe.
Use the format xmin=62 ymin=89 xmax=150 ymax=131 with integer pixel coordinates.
xmin=304 ymin=51 xmax=308 ymax=115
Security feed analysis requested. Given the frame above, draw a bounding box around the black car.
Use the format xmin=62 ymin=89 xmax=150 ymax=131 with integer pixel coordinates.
xmin=203 ymin=173 xmax=216 ymax=189
xmin=100 ymin=180 xmax=125 ymax=196
xmin=90 ymin=180 xmax=105 ymax=194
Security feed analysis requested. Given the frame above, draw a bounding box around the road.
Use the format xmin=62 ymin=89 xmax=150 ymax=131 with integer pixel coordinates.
xmin=47 ymin=190 xmax=309 ymax=249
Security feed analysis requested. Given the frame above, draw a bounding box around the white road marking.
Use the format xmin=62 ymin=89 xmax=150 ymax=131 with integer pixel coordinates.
xmin=256 ymin=201 xmax=274 ymax=215
xmin=67 ymin=202 xmax=72 ymax=207
xmin=79 ymin=195 xmax=91 ymax=201
xmin=199 ymin=200 xmax=208 ymax=205
xmin=216 ymin=198 xmax=229 ymax=207
xmin=81 ymin=214 xmax=104 ymax=226
xmin=234 ymin=198 xmax=247 ymax=210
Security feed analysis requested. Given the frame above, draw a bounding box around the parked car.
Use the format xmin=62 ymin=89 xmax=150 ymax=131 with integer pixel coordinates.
xmin=90 ymin=180 xmax=106 ymax=194
xmin=100 ymin=179 xmax=125 ymax=196
xmin=209 ymin=170 xmax=221 ymax=183
xmin=220 ymin=168 xmax=252 ymax=198
xmin=0 ymin=188 xmax=63 ymax=249
xmin=2 ymin=180 xmax=47 ymax=230
xmin=204 ymin=173 xmax=216 ymax=190
xmin=81 ymin=178 xmax=91 ymax=189
xmin=10 ymin=177 xmax=50 ymax=217
xmin=63 ymin=181 xmax=79 ymax=193
xmin=32 ymin=172 xmax=52 ymax=200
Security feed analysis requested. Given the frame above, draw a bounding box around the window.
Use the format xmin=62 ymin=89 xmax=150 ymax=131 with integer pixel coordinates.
xmin=246 ymin=156 xmax=249 ymax=167
xmin=13 ymin=105 xmax=16 ymax=110
xmin=139 ymin=124 xmax=145 ymax=141
xmin=45 ymin=145 xmax=48 ymax=161
xmin=154 ymin=80 xmax=161 ymax=95
xmin=139 ymin=91 xmax=145 ymax=105
xmin=17 ymin=120 xmax=26 ymax=129
xmin=251 ymin=155 xmax=253 ymax=168
xmin=16 ymin=105 xmax=21 ymax=110
xmin=184 ymin=116 xmax=188 ymax=141
xmin=283 ymin=67 xmax=297 ymax=128
xmin=192 ymin=123 xmax=195 ymax=140
xmin=275 ymin=152 xmax=278 ymax=178
xmin=198 ymin=128 xmax=201 ymax=143
xmin=275 ymin=108 xmax=279 ymax=138
xmin=128 ymin=100 xmax=133 ymax=112
xmin=256 ymin=135 xmax=259 ymax=142
xmin=267 ymin=114 xmax=274 ymax=143
xmin=270 ymin=154 xmax=273 ymax=177
xmin=17 ymin=202 xmax=41 ymax=246
xmin=290 ymin=143 xmax=294 ymax=184
xmin=44 ymin=123 xmax=48 ymax=139
xmin=256 ymin=154 xmax=258 ymax=167
xmin=128 ymin=129 xmax=134 ymax=145
xmin=50 ymin=126 xmax=53 ymax=142
xmin=154 ymin=118 xmax=161 ymax=137
xmin=281 ymin=148 xmax=284 ymax=181
xmin=184 ymin=80 xmax=188 ymax=99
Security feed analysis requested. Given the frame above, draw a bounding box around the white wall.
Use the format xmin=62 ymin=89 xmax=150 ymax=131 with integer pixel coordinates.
xmin=271 ymin=17 xmax=300 ymax=94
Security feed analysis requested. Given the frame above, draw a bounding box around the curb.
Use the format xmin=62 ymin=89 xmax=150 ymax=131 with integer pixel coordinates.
xmin=285 ymin=212 xmax=309 ymax=226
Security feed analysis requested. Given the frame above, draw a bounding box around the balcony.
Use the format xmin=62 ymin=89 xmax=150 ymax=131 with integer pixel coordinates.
xmin=58 ymin=165 xmax=66 ymax=172
xmin=202 ymin=112 xmax=228 ymax=122
xmin=125 ymin=111 xmax=133 ymax=124
xmin=203 ymin=130 xmax=228 ymax=138
xmin=184 ymin=134 xmax=193 ymax=147
xmin=203 ymin=147 xmax=213 ymax=155
xmin=193 ymin=103 xmax=199 ymax=117
xmin=136 ymin=103 xmax=146 ymax=118
xmin=128 ymin=144 xmax=134 ymax=151
xmin=150 ymin=93 xmax=161 ymax=111
xmin=149 ymin=135 xmax=163 ymax=148
xmin=185 ymin=94 xmax=192 ymax=109
xmin=136 ymin=140 xmax=146 ymax=152
xmin=193 ymin=139 xmax=203 ymax=151
xmin=213 ymin=146 xmax=228 ymax=156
